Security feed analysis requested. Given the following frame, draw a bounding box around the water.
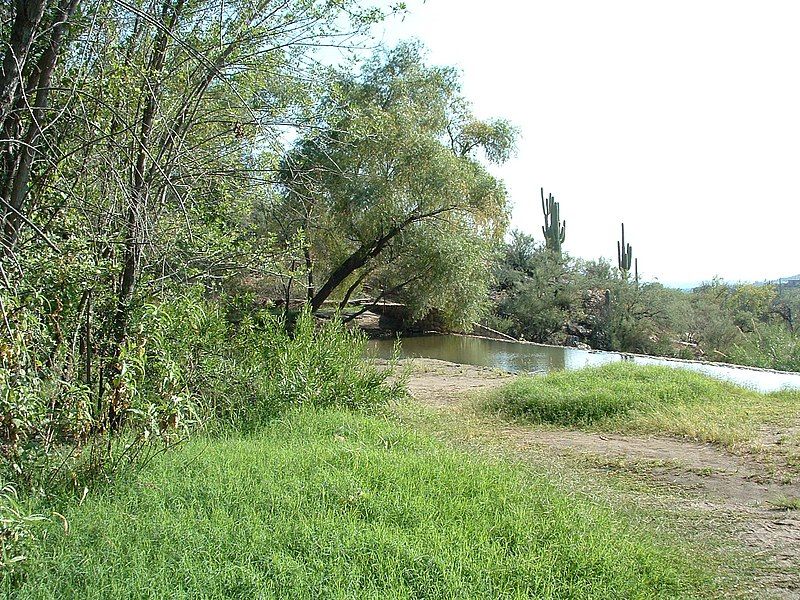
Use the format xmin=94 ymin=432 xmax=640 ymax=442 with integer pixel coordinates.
xmin=367 ymin=334 xmax=800 ymax=393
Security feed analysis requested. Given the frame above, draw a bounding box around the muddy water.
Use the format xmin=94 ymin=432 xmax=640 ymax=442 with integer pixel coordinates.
xmin=367 ymin=334 xmax=800 ymax=393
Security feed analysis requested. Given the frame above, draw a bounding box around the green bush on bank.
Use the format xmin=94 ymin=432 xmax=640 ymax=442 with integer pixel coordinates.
xmin=485 ymin=362 xmax=800 ymax=446
xmin=135 ymin=293 xmax=404 ymax=430
xmin=728 ymin=321 xmax=800 ymax=372
xmin=1 ymin=288 xmax=403 ymax=489
xmin=485 ymin=363 xmax=740 ymax=426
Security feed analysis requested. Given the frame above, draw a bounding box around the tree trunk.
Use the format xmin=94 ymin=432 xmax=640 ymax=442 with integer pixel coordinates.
xmin=304 ymin=245 xmax=314 ymax=301
xmin=108 ymin=0 xmax=184 ymax=430
xmin=3 ymin=0 xmax=80 ymax=248
xmin=0 ymin=0 xmax=48 ymax=128
xmin=309 ymin=206 xmax=456 ymax=312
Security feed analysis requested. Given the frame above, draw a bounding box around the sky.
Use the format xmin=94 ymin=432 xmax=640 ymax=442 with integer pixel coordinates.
xmin=374 ymin=1 xmax=800 ymax=287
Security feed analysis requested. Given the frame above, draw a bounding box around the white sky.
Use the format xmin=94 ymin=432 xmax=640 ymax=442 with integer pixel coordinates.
xmin=376 ymin=1 xmax=800 ymax=286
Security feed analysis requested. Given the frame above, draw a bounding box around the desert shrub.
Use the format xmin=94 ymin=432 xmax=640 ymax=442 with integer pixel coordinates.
xmin=1 ymin=285 xmax=403 ymax=488
xmin=729 ymin=321 xmax=800 ymax=372
xmin=490 ymin=233 xmax=578 ymax=342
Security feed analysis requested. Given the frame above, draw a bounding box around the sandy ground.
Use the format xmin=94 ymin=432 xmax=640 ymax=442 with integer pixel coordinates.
xmin=396 ymin=357 xmax=800 ymax=599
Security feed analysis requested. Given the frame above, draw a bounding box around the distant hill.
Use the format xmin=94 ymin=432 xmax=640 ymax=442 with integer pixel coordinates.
xmin=652 ymin=276 xmax=800 ymax=290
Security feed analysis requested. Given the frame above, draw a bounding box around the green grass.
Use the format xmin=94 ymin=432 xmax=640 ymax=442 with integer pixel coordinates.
xmin=485 ymin=363 xmax=800 ymax=448
xmin=6 ymin=409 xmax=707 ymax=599
xmin=768 ymin=495 xmax=800 ymax=511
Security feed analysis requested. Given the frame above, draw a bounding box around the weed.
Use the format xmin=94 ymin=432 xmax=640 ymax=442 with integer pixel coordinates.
xmin=768 ymin=495 xmax=800 ymax=511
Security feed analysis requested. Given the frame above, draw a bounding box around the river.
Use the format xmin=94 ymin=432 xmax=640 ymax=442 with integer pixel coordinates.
xmin=367 ymin=334 xmax=800 ymax=393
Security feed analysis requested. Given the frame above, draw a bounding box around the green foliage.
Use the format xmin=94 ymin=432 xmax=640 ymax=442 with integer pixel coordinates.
xmin=0 ymin=484 xmax=51 ymax=570
xmin=488 ymin=363 xmax=746 ymax=426
xmin=133 ymin=293 xmax=404 ymax=429
xmin=491 ymin=231 xmax=576 ymax=342
xmin=486 ymin=363 xmax=800 ymax=447
xmin=724 ymin=284 xmax=778 ymax=331
xmin=0 ymin=284 xmax=403 ymax=487
xmin=0 ymin=287 xmax=94 ymax=483
xmin=381 ymin=223 xmax=495 ymax=329
xmin=251 ymin=311 xmax=404 ymax=419
xmin=604 ymin=281 xmax=675 ymax=355
xmin=489 ymin=229 xmax=800 ymax=370
xmin=768 ymin=495 xmax=800 ymax=511
xmin=489 ymin=235 xmax=670 ymax=352
xmin=0 ymin=0 xmax=415 ymax=472
xmin=6 ymin=410 xmax=706 ymax=598
xmin=729 ymin=321 xmax=800 ymax=371
xmin=278 ymin=42 xmax=515 ymax=326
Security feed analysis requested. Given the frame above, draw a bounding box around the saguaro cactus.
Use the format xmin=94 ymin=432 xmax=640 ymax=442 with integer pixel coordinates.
xmin=617 ymin=222 xmax=633 ymax=279
xmin=541 ymin=188 xmax=566 ymax=255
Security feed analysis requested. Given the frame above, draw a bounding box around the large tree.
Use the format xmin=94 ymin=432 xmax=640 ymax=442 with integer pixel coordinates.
xmin=279 ymin=43 xmax=516 ymax=327
xmin=0 ymin=0 xmax=394 ymax=430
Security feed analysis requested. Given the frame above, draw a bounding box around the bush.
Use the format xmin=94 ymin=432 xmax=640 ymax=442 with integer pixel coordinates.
xmin=135 ymin=294 xmax=404 ymax=429
xmin=126 ymin=292 xmax=403 ymax=428
xmin=212 ymin=310 xmax=405 ymax=428
xmin=0 ymin=290 xmax=95 ymax=484
xmin=0 ymin=287 xmax=404 ymax=488
xmin=729 ymin=321 xmax=800 ymax=371
xmin=0 ymin=484 xmax=50 ymax=570
xmin=484 ymin=363 xmax=800 ymax=448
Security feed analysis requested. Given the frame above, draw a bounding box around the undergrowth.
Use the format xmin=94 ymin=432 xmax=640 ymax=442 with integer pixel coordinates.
xmin=4 ymin=409 xmax=709 ymax=599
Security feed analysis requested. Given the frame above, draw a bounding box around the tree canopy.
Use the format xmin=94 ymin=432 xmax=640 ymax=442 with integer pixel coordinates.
xmin=278 ymin=43 xmax=516 ymax=326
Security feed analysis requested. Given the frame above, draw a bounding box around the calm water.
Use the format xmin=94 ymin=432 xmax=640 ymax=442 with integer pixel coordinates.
xmin=367 ymin=334 xmax=800 ymax=393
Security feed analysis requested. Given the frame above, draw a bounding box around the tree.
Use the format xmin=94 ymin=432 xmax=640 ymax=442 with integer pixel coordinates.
xmin=491 ymin=231 xmax=576 ymax=342
xmin=0 ymin=0 xmax=395 ymax=432
xmin=278 ymin=43 xmax=516 ymax=327
xmin=1 ymin=0 xmax=81 ymax=251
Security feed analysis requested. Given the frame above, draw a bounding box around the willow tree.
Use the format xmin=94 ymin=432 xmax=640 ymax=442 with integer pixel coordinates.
xmin=279 ymin=43 xmax=516 ymax=328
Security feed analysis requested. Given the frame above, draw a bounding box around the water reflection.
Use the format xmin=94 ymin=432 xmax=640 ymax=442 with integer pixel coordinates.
xmin=366 ymin=334 xmax=800 ymax=393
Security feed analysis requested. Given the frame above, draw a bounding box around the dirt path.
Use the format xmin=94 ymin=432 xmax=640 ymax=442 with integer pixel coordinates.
xmin=400 ymin=358 xmax=800 ymax=599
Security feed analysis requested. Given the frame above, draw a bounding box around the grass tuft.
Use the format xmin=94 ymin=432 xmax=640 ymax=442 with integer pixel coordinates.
xmin=485 ymin=363 xmax=800 ymax=447
xmin=768 ymin=495 xmax=800 ymax=511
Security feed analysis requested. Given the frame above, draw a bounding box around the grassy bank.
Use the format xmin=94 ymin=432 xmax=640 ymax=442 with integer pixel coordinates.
xmin=485 ymin=363 xmax=800 ymax=453
xmin=5 ymin=409 xmax=707 ymax=599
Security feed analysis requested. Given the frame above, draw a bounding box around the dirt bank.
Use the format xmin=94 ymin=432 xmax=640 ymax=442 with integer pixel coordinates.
xmin=398 ymin=358 xmax=800 ymax=599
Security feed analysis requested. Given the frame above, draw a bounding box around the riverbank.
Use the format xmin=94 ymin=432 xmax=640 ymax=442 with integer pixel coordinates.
xmin=393 ymin=358 xmax=800 ymax=598
xmin=4 ymin=407 xmax=709 ymax=599
xmin=9 ymin=357 xmax=799 ymax=598
xmin=368 ymin=333 xmax=800 ymax=392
